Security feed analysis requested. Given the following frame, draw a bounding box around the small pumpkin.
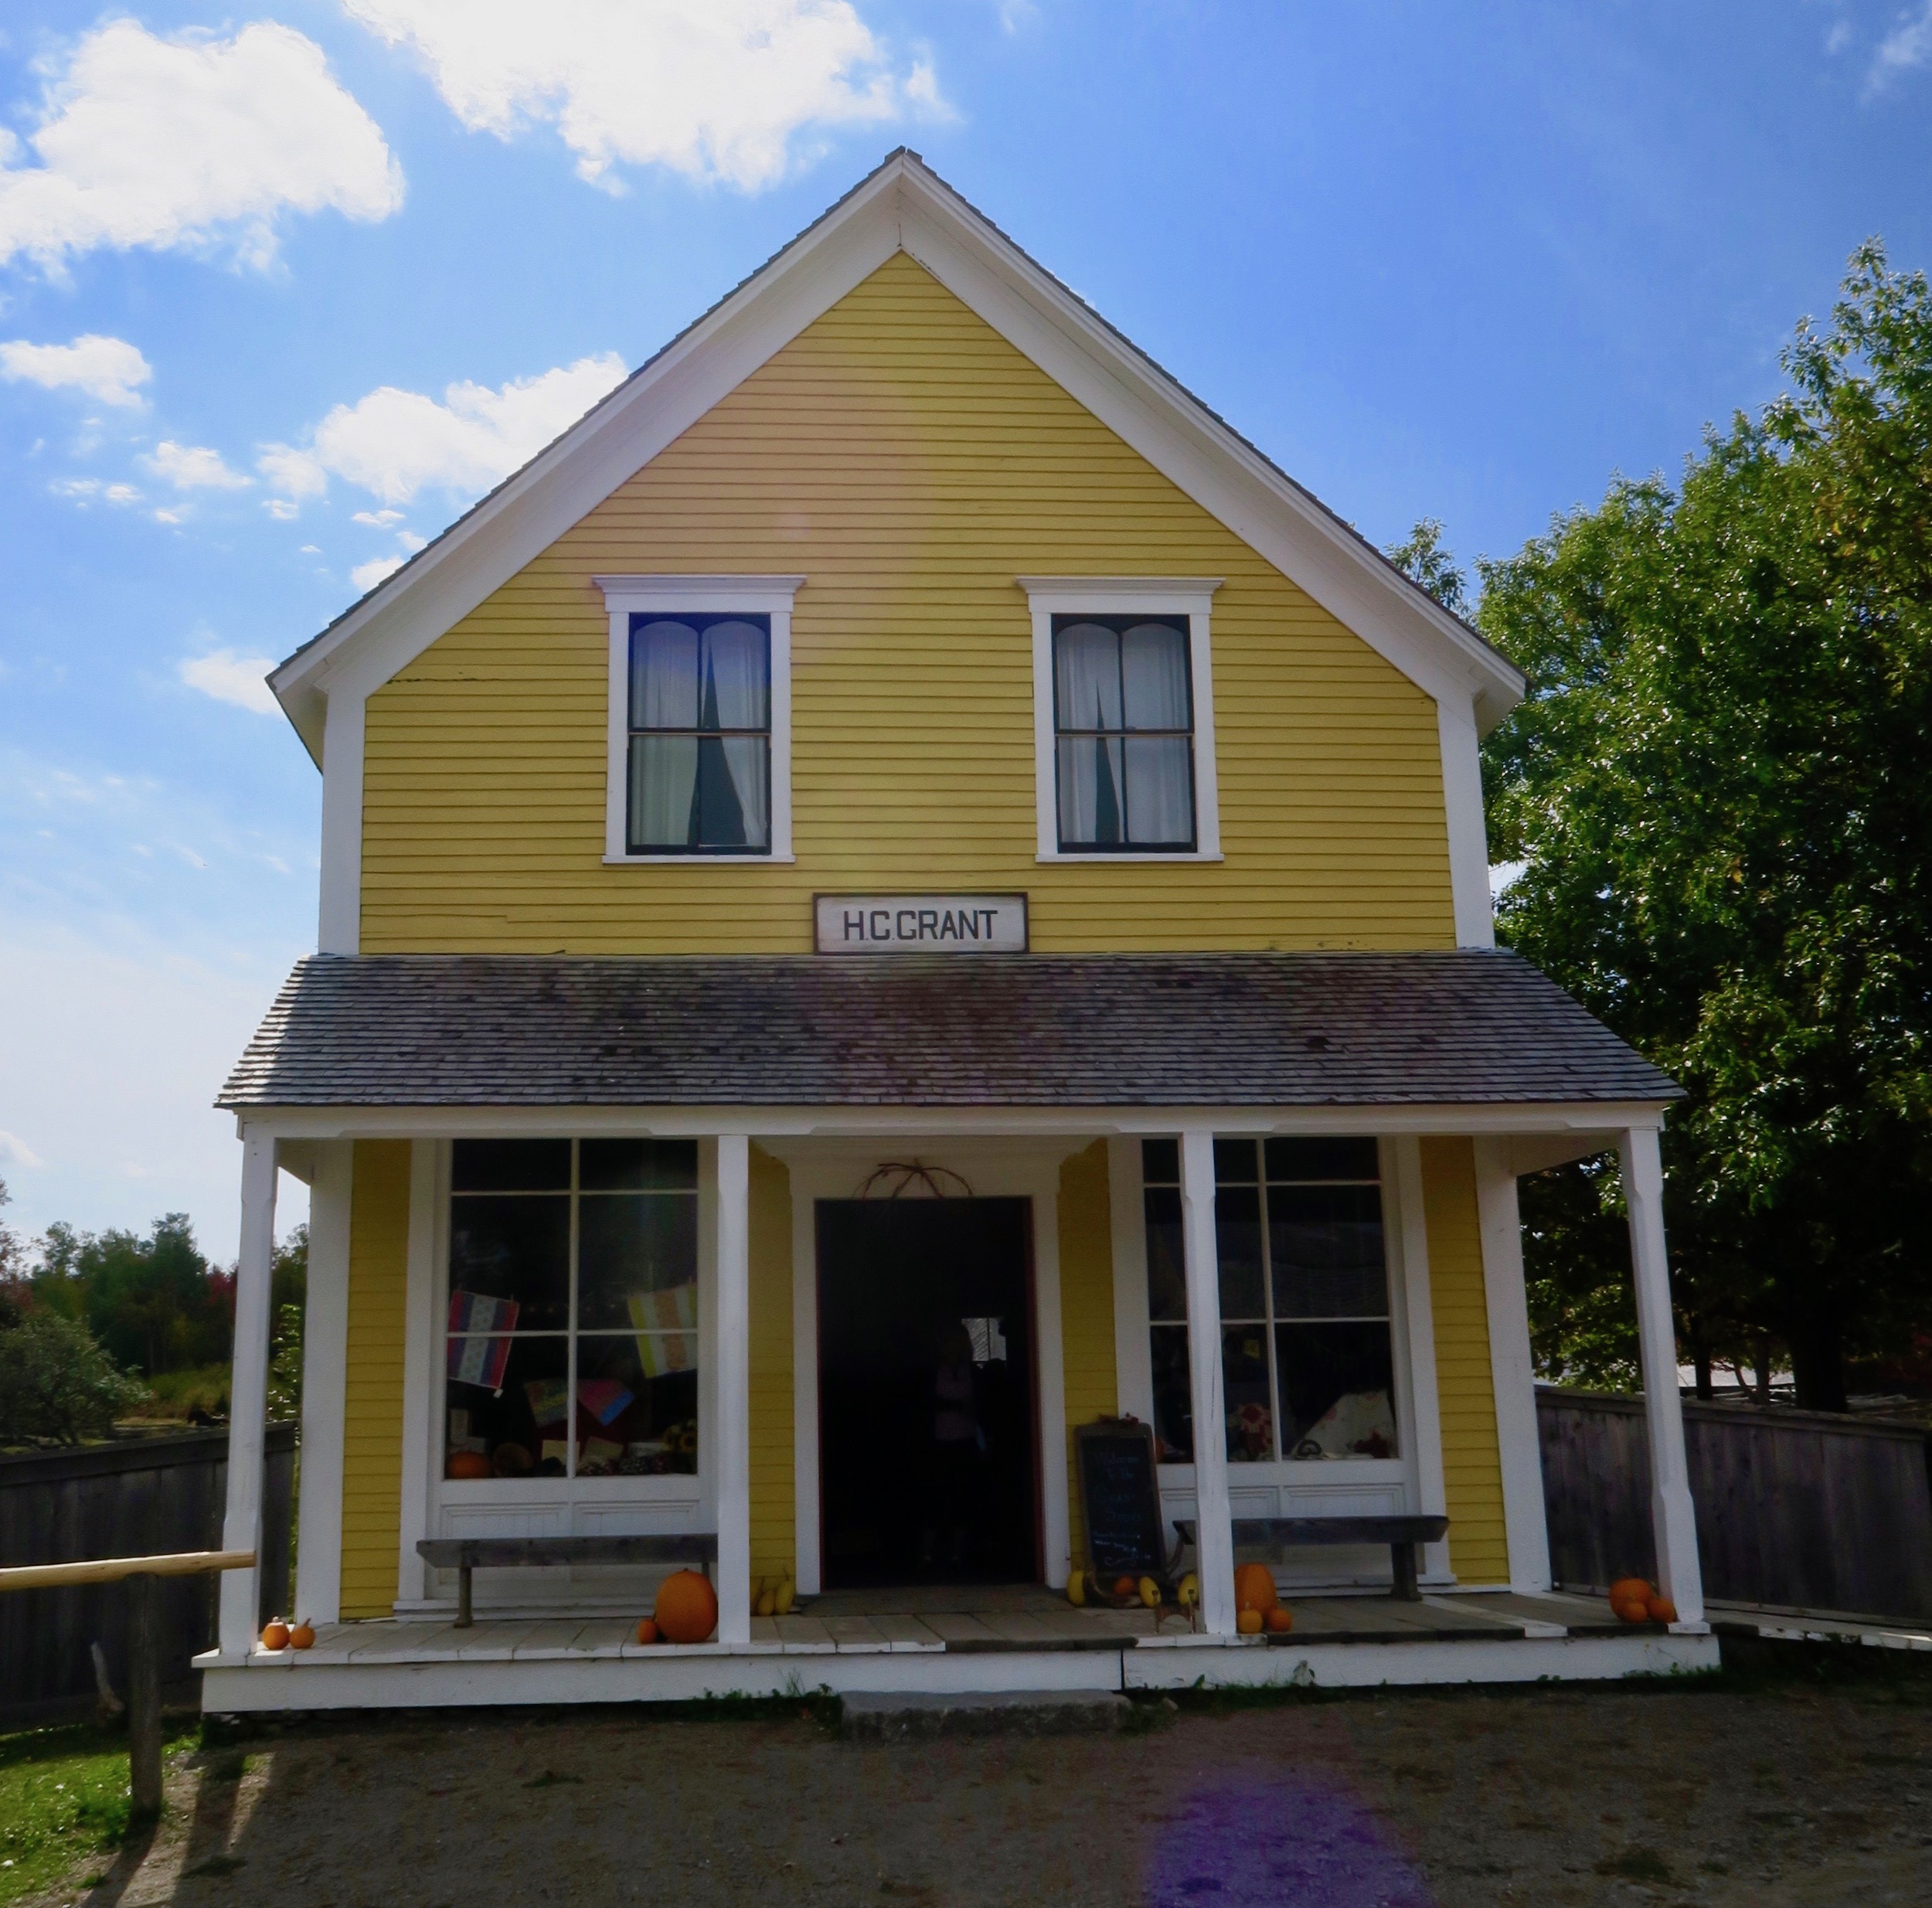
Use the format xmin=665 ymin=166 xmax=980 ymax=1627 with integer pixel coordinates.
xmin=1236 ymin=1607 xmax=1264 ymax=1634
xmin=260 ymin=1619 xmax=290 ymax=1651
xmin=1233 ymin=1563 xmax=1278 ymax=1614
xmin=1645 ymin=1593 xmax=1679 ymax=1624
xmin=446 ymin=1450 xmax=492 ymax=1481
xmin=1607 ymin=1576 xmax=1652 ymax=1607
xmin=1612 ymin=1597 xmax=1651 ymax=1624
xmin=634 ymin=1617 xmax=661 ymax=1645
xmin=1112 ymin=1575 xmax=1137 ymax=1601
xmin=653 ymin=1568 xmax=719 ymax=1644
xmin=287 ymin=1619 xmax=316 ymax=1650
xmin=1264 ymin=1607 xmax=1293 ymax=1634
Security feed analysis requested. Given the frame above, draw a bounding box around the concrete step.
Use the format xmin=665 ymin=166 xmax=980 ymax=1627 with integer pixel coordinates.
xmin=841 ymin=1689 xmax=1133 ymax=1740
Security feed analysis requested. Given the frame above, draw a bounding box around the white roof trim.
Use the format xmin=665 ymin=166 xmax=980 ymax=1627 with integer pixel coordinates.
xmin=270 ymin=150 xmax=1522 ymax=762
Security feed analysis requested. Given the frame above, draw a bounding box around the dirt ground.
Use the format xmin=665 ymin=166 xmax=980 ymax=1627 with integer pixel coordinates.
xmin=28 ymin=1651 xmax=1932 ymax=1908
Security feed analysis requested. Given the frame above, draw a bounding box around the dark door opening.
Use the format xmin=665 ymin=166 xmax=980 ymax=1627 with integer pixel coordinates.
xmin=816 ymin=1197 xmax=1039 ymax=1589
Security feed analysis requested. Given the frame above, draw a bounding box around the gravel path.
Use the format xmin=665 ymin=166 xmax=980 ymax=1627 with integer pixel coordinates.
xmin=29 ymin=1665 xmax=1932 ymax=1907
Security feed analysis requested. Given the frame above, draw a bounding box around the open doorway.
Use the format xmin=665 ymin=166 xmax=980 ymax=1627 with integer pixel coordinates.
xmin=816 ymin=1197 xmax=1038 ymax=1588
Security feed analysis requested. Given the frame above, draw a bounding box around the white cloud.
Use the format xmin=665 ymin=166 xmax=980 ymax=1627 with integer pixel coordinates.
xmin=142 ymin=440 xmax=251 ymax=491
xmin=1872 ymin=4 xmax=1932 ymax=83
xmin=397 ymin=529 xmax=428 ymax=552
xmin=256 ymin=440 xmax=330 ymax=510
xmin=301 ymin=351 xmax=628 ymax=505
xmin=0 ymin=332 xmax=151 ymax=406
xmin=0 ymin=20 xmax=403 ymax=272
xmin=352 ymin=507 xmax=404 ymax=526
xmin=263 ymin=497 xmax=300 ymax=521
xmin=351 ymin=553 xmax=406 ymax=592
xmin=51 ymin=476 xmax=141 ymax=505
xmin=342 ymin=0 xmax=942 ymax=192
xmin=179 ymin=648 xmax=279 ymax=715
xmin=0 ymin=1130 xmax=44 ymax=1171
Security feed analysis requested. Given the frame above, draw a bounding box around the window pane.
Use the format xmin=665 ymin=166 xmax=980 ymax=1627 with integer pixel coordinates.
xmin=580 ymin=1138 xmax=699 ymax=1192
xmin=629 ymin=735 xmax=699 ymax=848
xmin=1056 ymin=736 xmax=1124 ymax=846
xmin=1270 ymin=1185 xmax=1390 ymax=1318
xmin=449 ymin=1195 xmax=569 ymax=1329
xmin=1054 ymin=621 xmax=1121 ymax=730
xmin=1141 ymin=1138 xmax=1179 ymax=1185
xmin=577 ymin=1192 xmax=699 ymax=1330
xmin=574 ymin=1335 xmax=699 ymax=1475
xmin=1123 ymin=736 xmax=1193 ymax=846
xmin=700 ymin=618 xmax=768 ymax=730
xmin=444 ymin=1334 xmax=569 ymax=1478
xmin=1213 ymin=1138 xmax=1259 ymax=1183
xmin=451 ymin=1139 xmax=570 ymax=1193
xmin=631 ymin=619 xmax=699 ymax=730
xmin=1222 ymin=1325 xmax=1273 ymax=1461
xmin=1149 ymin=1323 xmax=1193 ymax=1463
xmin=1265 ymin=1137 xmax=1380 ymax=1182
xmin=1277 ymin=1321 xmax=1398 ymax=1458
xmin=1213 ymin=1183 xmax=1266 ymax=1318
xmin=714 ymin=735 xmax=770 ymax=849
xmin=1121 ymin=621 xmax=1189 ymax=729
xmin=1143 ymin=1185 xmax=1186 ymax=1321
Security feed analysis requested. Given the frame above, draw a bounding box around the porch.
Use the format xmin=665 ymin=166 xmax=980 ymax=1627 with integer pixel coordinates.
xmin=198 ymin=1583 xmax=1716 ymax=1710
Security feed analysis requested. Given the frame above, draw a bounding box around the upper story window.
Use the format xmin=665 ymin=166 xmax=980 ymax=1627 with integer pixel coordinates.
xmin=1053 ymin=615 xmax=1195 ymax=851
xmin=628 ymin=614 xmax=770 ymax=853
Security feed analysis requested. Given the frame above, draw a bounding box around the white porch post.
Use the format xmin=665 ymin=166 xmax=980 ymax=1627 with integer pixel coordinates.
xmin=715 ymin=1134 xmax=752 ymax=1645
xmin=219 ymin=1131 xmax=279 ymax=1655
xmin=1179 ymin=1128 xmax=1237 ymax=1636
xmin=1619 ymin=1125 xmax=1705 ymax=1623
xmin=294 ymin=1141 xmax=352 ymax=1625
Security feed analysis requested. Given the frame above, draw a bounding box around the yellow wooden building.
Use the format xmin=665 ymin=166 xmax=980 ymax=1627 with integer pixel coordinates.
xmin=201 ymin=153 xmax=1711 ymax=1710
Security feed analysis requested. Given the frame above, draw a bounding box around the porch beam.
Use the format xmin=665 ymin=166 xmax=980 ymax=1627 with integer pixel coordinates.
xmin=218 ymin=1131 xmax=279 ymax=1655
xmin=1178 ymin=1128 xmax=1237 ymax=1636
xmin=716 ymin=1134 xmax=753 ymax=1646
xmin=1618 ymin=1126 xmax=1705 ymax=1623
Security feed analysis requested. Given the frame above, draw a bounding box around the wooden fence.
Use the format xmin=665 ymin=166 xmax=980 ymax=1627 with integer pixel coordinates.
xmin=0 ymin=1423 xmax=294 ymax=1721
xmin=1538 ymin=1387 xmax=1932 ymax=1621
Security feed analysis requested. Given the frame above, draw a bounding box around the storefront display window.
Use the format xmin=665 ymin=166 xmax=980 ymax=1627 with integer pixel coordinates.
xmin=444 ymin=1138 xmax=699 ymax=1482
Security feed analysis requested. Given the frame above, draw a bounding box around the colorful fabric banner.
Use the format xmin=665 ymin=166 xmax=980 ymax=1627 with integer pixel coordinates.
xmin=523 ymin=1376 xmax=570 ymax=1427
xmin=628 ymin=1285 xmax=697 ymax=1379
xmin=577 ymin=1379 xmax=634 ymax=1426
xmin=446 ymin=1289 xmax=519 ymax=1389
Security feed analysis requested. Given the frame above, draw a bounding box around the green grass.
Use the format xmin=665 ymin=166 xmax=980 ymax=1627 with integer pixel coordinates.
xmin=138 ymin=1364 xmax=230 ymax=1420
xmin=0 ymin=1721 xmax=172 ymax=1904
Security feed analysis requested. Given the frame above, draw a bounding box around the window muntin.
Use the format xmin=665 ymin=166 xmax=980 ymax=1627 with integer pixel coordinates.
xmin=1141 ymin=1136 xmax=1399 ymax=1468
xmin=444 ymin=1138 xmax=699 ymax=1483
xmin=1053 ymin=615 xmax=1195 ymax=850
xmin=626 ymin=614 xmax=770 ymax=853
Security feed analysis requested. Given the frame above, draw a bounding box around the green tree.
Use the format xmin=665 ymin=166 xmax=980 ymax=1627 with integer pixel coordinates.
xmin=0 ymin=1313 xmax=148 ymax=1445
xmin=34 ymin=1212 xmax=230 ymax=1376
xmin=0 ymin=1178 xmax=26 ymax=1328
xmin=1477 ymin=240 xmax=1932 ymax=1410
xmin=1386 ymin=516 xmax=1469 ymax=615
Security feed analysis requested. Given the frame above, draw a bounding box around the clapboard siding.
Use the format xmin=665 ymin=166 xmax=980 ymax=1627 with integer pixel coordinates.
xmin=748 ymin=1144 xmax=795 ymax=1584
xmin=360 ymin=252 xmax=1454 ymax=954
xmin=1058 ymin=1141 xmax=1119 ymax=1575
xmin=339 ymin=1139 xmax=411 ymax=1619
xmin=1539 ymin=1389 xmax=1932 ymax=1620
xmin=1420 ymin=1137 xmax=1509 ymax=1586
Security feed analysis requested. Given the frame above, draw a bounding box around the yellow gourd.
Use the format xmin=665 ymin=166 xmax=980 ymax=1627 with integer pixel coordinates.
xmin=774 ymin=1577 xmax=795 ymax=1616
xmin=1137 ymin=1576 xmax=1160 ymax=1609
xmin=1066 ymin=1569 xmax=1087 ymax=1607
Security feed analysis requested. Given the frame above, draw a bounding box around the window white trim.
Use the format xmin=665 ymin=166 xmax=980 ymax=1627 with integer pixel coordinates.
xmin=1018 ymin=577 xmax=1223 ymax=862
xmin=595 ymin=574 xmax=802 ymax=864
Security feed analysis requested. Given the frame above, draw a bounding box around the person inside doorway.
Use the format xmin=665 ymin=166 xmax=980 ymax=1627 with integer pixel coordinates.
xmin=921 ymin=1321 xmax=984 ymax=1572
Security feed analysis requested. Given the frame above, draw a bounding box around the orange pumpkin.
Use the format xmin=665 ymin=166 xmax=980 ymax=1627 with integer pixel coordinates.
xmin=1264 ymin=1607 xmax=1293 ymax=1634
xmin=634 ymin=1617 xmax=661 ymax=1646
xmin=1233 ymin=1563 xmax=1278 ymax=1614
xmin=1645 ymin=1593 xmax=1679 ymax=1624
xmin=1112 ymin=1575 xmax=1137 ymax=1601
xmin=260 ymin=1619 xmax=290 ymax=1651
xmin=446 ymin=1450 xmax=492 ymax=1481
xmin=1607 ymin=1576 xmax=1652 ymax=1607
xmin=1236 ymin=1607 xmax=1264 ymax=1634
xmin=653 ymin=1569 xmax=719 ymax=1644
xmin=287 ymin=1620 xmax=315 ymax=1650
xmin=1611 ymin=1597 xmax=1650 ymax=1625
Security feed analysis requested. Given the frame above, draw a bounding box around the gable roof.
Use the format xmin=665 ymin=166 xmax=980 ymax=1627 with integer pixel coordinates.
xmin=268 ymin=149 xmax=1523 ymax=763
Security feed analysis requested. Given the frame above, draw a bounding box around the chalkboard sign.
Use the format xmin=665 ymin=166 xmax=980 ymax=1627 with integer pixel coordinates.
xmin=1075 ymin=1420 xmax=1168 ymax=1580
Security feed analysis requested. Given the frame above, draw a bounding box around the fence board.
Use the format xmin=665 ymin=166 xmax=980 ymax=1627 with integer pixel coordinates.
xmin=0 ymin=1424 xmax=294 ymax=1721
xmin=1538 ymin=1388 xmax=1932 ymax=1621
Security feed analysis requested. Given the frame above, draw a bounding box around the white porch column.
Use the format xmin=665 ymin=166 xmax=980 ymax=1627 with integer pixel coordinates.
xmin=1179 ymin=1128 xmax=1237 ymax=1636
xmin=1619 ymin=1125 xmax=1705 ymax=1623
xmin=715 ymin=1134 xmax=752 ymax=1645
xmin=294 ymin=1141 xmax=352 ymax=1625
xmin=219 ymin=1131 xmax=279 ymax=1655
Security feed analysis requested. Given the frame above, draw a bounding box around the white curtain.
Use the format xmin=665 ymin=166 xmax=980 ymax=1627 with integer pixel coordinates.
xmin=631 ymin=620 xmax=699 ymax=729
xmin=1054 ymin=621 xmax=1122 ymax=730
xmin=1121 ymin=621 xmax=1189 ymax=729
xmin=716 ymin=738 xmax=769 ymax=849
xmin=630 ymin=736 xmax=698 ymax=847
xmin=1124 ymin=736 xmax=1192 ymax=844
xmin=1057 ymin=736 xmax=1124 ymax=845
xmin=702 ymin=620 xmax=767 ymax=730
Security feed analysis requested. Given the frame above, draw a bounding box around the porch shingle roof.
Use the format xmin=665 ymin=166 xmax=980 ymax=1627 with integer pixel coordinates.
xmin=218 ymin=951 xmax=1678 ymax=1109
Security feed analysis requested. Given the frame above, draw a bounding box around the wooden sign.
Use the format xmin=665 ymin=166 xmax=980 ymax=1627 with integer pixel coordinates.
xmin=814 ymin=893 xmax=1028 ymax=954
xmin=1074 ymin=1420 xmax=1169 ymax=1580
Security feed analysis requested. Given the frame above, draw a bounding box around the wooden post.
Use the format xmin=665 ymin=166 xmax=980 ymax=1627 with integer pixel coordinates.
xmin=715 ymin=1134 xmax=752 ymax=1647
xmin=1179 ymin=1128 xmax=1237 ymax=1637
xmin=219 ymin=1132 xmax=279 ymax=1656
xmin=1620 ymin=1125 xmax=1706 ymax=1623
xmin=125 ymin=1572 xmax=162 ymax=1817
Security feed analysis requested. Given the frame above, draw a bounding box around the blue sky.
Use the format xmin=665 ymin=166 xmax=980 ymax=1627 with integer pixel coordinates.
xmin=2 ymin=1 xmax=1929 ymax=1260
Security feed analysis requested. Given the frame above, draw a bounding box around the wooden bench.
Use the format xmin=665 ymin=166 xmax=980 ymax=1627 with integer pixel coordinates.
xmin=417 ymin=1535 xmax=717 ymax=1627
xmin=1172 ymin=1515 xmax=1449 ymax=1602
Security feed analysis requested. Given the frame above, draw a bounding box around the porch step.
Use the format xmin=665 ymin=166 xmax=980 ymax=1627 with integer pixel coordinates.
xmin=840 ymin=1689 xmax=1132 ymax=1741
